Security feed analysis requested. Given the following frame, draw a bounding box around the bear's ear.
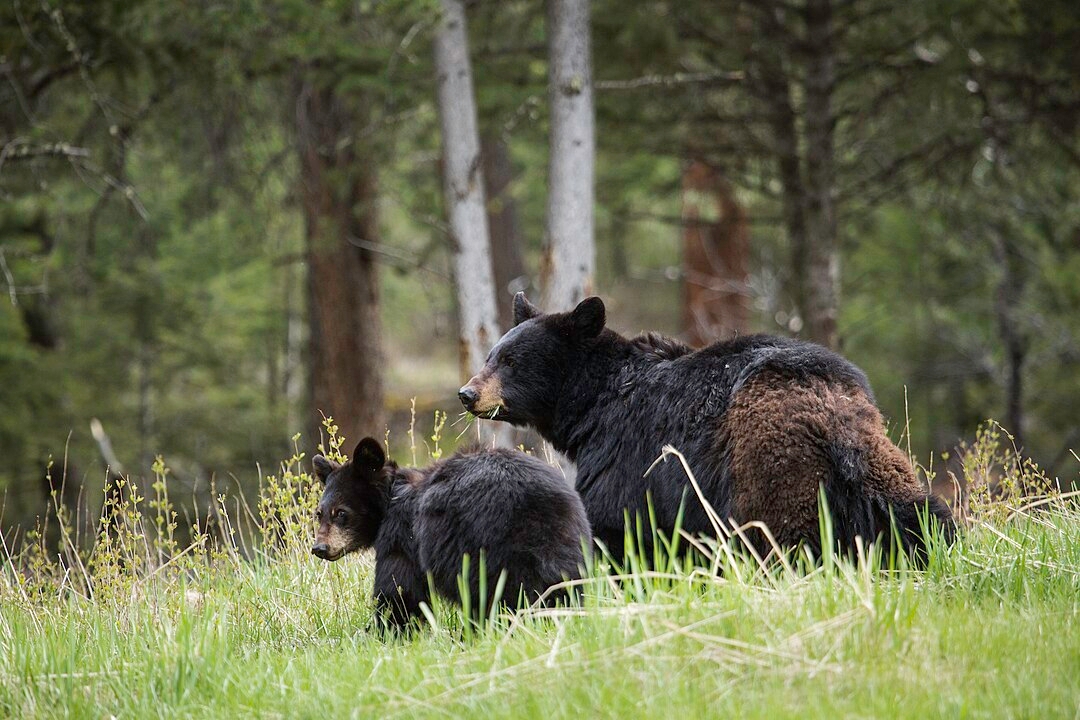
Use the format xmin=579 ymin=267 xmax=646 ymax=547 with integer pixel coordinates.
xmin=570 ymin=296 xmax=605 ymax=338
xmin=352 ymin=437 xmax=386 ymax=473
xmin=513 ymin=292 xmax=540 ymax=326
xmin=312 ymin=454 xmax=338 ymax=482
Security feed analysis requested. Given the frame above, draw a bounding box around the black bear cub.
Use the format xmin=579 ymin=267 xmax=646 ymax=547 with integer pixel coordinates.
xmin=459 ymin=293 xmax=955 ymax=563
xmin=312 ymin=438 xmax=591 ymax=629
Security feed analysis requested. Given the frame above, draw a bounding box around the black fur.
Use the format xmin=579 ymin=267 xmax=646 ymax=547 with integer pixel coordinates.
xmin=417 ymin=450 xmax=592 ymax=611
xmin=312 ymin=441 xmax=590 ymax=630
xmin=370 ymin=481 xmax=428 ymax=628
xmin=463 ymin=294 xmax=955 ymax=562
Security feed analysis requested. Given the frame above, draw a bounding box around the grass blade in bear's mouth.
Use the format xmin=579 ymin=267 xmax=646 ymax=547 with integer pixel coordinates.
xmin=466 ymin=406 xmax=502 ymax=420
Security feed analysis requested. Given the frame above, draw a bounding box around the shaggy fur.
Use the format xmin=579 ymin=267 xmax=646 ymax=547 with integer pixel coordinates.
xmin=459 ymin=294 xmax=955 ymax=562
xmin=312 ymin=438 xmax=591 ymax=629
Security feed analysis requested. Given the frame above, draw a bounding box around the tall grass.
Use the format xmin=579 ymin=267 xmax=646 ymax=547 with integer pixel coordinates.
xmin=0 ymin=417 xmax=1077 ymax=718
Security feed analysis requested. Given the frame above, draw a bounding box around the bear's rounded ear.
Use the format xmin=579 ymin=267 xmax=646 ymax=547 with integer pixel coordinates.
xmin=312 ymin=454 xmax=338 ymax=482
xmin=513 ymin=292 xmax=540 ymax=326
xmin=352 ymin=437 xmax=386 ymax=473
xmin=570 ymin=296 xmax=605 ymax=338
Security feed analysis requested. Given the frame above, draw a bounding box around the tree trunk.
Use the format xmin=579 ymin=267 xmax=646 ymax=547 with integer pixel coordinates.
xmin=282 ymin=259 xmax=302 ymax=437
xmin=608 ymin=203 xmax=630 ymax=281
xmin=991 ymin=229 xmax=1026 ymax=448
xmin=132 ymin=221 xmax=160 ymax=482
xmin=802 ymin=0 xmax=840 ymax=350
xmin=482 ymin=134 xmax=526 ymax=332
xmin=751 ymin=17 xmax=808 ymax=336
xmin=294 ymin=79 xmax=385 ymax=448
xmin=681 ymin=159 xmax=750 ymax=346
xmin=542 ymin=0 xmax=595 ymax=311
xmin=773 ymin=99 xmax=808 ymax=330
xmin=434 ymin=0 xmax=500 ymax=376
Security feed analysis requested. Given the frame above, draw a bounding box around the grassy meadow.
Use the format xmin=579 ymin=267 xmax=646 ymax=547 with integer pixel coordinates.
xmin=1 ymin=423 xmax=1078 ymax=719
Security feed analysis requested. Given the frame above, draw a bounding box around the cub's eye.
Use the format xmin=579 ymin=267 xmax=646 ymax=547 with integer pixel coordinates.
xmin=503 ymin=355 xmax=516 ymax=369
xmin=314 ymin=509 xmax=323 ymax=522
xmin=334 ymin=509 xmax=348 ymax=522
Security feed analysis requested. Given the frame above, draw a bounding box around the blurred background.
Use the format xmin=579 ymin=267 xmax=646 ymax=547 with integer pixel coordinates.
xmin=2 ymin=0 xmax=1078 ymax=539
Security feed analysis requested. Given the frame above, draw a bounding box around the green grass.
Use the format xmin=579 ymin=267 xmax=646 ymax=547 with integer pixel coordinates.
xmin=3 ymin=512 xmax=1079 ymax=719
xmin=2 ymin=425 xmax=1078 ymax=718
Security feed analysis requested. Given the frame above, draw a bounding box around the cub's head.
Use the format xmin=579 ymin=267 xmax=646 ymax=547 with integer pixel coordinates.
xmin=311 ymin=437 xmax=390 ymax=561
xmin=458 ymin=293 xmax=607 ymax=428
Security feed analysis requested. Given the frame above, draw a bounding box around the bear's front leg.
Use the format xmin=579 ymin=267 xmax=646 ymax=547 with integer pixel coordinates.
xmin=371 ymin=559 xmax=429 ymax=634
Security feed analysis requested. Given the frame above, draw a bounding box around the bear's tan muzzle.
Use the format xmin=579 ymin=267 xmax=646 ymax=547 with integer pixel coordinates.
xmin=459 ymin=371 xmax=503 ymax=416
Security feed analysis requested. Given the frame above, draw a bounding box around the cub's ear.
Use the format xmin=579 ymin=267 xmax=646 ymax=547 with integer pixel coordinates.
xmin=352 ymin=437 xmax=386 ymax=473
xmin=513 ymin=292 xmax=540 ymax=326
xmin=570 ymin=296 xmax=605 ymax=338
xmin=312 ymin=454 xmax=338 ymax=482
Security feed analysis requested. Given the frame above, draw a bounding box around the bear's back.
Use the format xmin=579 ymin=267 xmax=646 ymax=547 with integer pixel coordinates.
xmin=415 ymin=447 xmax=590 ymax=607
xmin=682 ymin=333 xmax=872 ymax=400
xmin=571 ymin=332 xmax=881 ymax=558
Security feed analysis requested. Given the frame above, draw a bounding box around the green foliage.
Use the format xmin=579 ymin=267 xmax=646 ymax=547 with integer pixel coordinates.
xmin=957 ymin=421 xmax=1061 ymax=524
xmin=428 ymin=409 xmax=448 ymax=460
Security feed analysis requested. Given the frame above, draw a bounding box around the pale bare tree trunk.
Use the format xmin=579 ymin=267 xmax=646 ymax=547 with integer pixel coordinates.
xmin=434 ymin=0 xmax=499 ymax=376
xmin=802 ymin=0 xmax=840 ymax=350
xmin=294 ymin=79 xmax=386 ymax=448
xmin=482 ymin=134 xmax=526 ymax=332
xmin=542 ymin=0 xmax=595 ymax=311
xmin=681 ymin=159 xmax=750 ymax=346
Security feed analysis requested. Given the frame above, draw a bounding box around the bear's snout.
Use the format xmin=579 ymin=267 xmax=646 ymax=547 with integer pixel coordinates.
xmin=311 ymin=543 xmax=331 ymax=560
xmin=459 ymin=374 xmax=503 ymax=416
xmin=458 ymin=385 xmax=479 ymax=411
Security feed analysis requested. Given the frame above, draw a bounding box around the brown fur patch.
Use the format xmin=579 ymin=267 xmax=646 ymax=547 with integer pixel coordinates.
xmin=719 ymin=372 xmax=924 ymax=547
xmin=464 ymin=370 xmax=503 ymax=415
xmin=314 ymin=523 xmax=355 ymax=560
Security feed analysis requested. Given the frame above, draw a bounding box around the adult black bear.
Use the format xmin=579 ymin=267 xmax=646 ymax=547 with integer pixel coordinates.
xmin=458 ymin=294 xmax=955 ymax=562
xmin=312 ymin=438 xmax=590 ymax=629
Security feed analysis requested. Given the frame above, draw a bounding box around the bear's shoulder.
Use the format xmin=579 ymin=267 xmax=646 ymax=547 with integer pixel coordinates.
xmin=629 ymin=332 xmax=693 ymax=361
xmin=624 ymin=332 xmax=873 ymax=400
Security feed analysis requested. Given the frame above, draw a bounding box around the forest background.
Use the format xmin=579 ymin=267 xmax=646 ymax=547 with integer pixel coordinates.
xmin=2 ymin=0 xmax=1079 ymax=538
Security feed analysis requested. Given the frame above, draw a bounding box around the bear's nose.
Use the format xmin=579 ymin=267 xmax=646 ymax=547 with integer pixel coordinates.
xmin=458 ymin=385 xmax=479 ymax=410
xmin=311 ymin=543 xmax=330 ymax=559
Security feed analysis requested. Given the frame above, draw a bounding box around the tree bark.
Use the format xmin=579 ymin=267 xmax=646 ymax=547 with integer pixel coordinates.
xmin=608 ymin=203 xmax=630 ymax=281
xmin=294 ymin=79 xmax=385 ymax=448
xmin=434 ymin=0 xmax=500 ymax=376
xmin=681 ymin=159 xmax=750 ymax=346
xmin=802 ymin=0 xmax=841 ymax=350
xmin=542 ymin=0 xmax=595 ymax=311
xmin=482 ymin=134 xmax=526 ymax=332
xmin=991 ymin=229 xmax=1026 ymax=448
xmin=748 ymin=12 xmax=809 ymax=336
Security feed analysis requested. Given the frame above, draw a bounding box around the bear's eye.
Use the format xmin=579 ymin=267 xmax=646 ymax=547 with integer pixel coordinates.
xmin=334 ymin=509 xmax=348 ymax=522
xmin=503 ymin=355 xmax=516 ymax=370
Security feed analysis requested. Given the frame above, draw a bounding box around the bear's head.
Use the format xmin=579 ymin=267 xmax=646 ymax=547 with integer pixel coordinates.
xmin=311 ymin=437 xmax=390 ymax=561
xmin=458 ymin=293 xmax=606 ymax=429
